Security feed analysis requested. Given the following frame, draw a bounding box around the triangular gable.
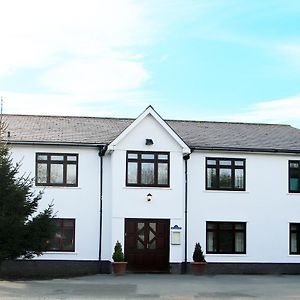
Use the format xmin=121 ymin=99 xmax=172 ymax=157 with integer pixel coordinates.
xmin=107 ymin=105 xmax=190 ymax=154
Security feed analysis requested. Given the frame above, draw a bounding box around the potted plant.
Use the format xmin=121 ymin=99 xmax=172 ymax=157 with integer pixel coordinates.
xmin=111 ymin=241 xmax=127 ymax=275
xmin=191 ymin=242 xmax=207 ymax=275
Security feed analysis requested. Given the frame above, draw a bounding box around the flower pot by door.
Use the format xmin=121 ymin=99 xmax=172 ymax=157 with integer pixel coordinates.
xmin=112 ymin=262 xmax=127 ymax=275
xmin=191 ymin=262 xmax=207 ymax=275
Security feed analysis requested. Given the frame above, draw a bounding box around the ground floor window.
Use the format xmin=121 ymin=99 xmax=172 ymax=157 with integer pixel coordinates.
xmin=290 ymin=223 xmax=300 ymax=254
xmin=206 ymin=221 xmax=246 ymax=254
xmin=48 ymin=218 xmax=75 ymax=252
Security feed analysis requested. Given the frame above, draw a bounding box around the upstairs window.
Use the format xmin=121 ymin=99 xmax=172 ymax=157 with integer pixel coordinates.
xmin=48 ymin=218 xmax=75 ymax=252
xmin=126 ymin=151 xmax=170 ymax=187
xmin=289 ymin=161 xmax=300 ymax=193
xmin=36 ymin=153 xmax=78 ymax=187
xmin=206 ymin=158 xmax=245 ymax=191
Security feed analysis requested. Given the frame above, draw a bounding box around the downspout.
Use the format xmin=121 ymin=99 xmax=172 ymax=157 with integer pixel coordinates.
xmin=183 ymin=153 xmax=190 ymax=274
xmin=98 ymin=145 xmax=107 ymax=273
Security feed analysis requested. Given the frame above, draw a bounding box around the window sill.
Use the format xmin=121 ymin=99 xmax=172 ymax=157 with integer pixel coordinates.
xmin=124 ymin=186 xmax=172 ymax=190
xmin=287 ymin=193 xmax=300 ymax=196
xmin=205 ymin=253 xmax=248 ymax=257
xmin=35 ymin=186 xmax=82 ymax=190
xmin=203 ymin=190 xmax=248 ymax=194
xmin=43 ymin=251 xmax=78 ymax=255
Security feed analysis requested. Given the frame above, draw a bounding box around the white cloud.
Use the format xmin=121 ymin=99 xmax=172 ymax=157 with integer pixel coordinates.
xmin=0 ymin=0 xmax=155 ymax=99
xmin=0 ymin=90 xmax=152 ymax=117
xmin=212 ymin=95 xmax=300 ymax=128
xmin=278 ymin=44 xmax=300 ymax=66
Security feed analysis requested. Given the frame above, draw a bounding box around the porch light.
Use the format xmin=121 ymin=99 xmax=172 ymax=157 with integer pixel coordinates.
xmin=145 ymin=139 xmax=153 ymax=145
xmin=147 ymin=193 xmax=152 ymax=202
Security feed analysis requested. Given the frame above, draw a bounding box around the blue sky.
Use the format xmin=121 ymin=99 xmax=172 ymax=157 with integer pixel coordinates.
xmin=0 ymin=0 xmax=300 ymax=128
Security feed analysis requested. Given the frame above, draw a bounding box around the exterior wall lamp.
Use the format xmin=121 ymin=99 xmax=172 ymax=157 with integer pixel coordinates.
xmin=147 ymin=193 xmax=152 ymax=202
xmin=145 ymin=139 xmax=153 ymax=145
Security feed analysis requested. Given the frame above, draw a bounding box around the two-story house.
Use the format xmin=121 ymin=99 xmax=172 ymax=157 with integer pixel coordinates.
xmin=2 ymin=106 xmax=300 ymax=277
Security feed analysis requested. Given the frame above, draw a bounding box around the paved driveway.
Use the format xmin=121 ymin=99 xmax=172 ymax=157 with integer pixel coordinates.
xmin=0 ymin=274 xmax=300 ymax=299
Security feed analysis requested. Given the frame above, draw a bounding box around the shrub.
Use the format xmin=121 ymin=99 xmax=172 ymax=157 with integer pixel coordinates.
xmin=192 ymin=243 xmax=206 ymax=262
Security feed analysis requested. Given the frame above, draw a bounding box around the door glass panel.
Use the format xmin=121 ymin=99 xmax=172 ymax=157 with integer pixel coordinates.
xmin=149 ymin=223 xmax=156 ymax=249
xmin=137 ymin=240 xmax=144 ymax=249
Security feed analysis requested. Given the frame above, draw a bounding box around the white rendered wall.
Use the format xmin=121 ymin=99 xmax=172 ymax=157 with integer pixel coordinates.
xmin=10 ymin=144 xmax=102 ymax=261
xmin=188 ymin=151 xmax=300 ymax=263
xmin=110 ymin=114 xmax=186 ymax=263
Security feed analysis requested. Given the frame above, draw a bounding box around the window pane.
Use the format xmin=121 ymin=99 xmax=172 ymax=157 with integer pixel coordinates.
xmin=219 ymin=223 xmax=233 ymax=230
xmin=127 ymin=162 xmax=138 ymax=184
xmin=141 ymin=154 xmax=155 ymax=160
xmin=235 ymin=169 xmax=244 ymax=189
xmin=235 ymin=223 xmax=245 ymax=230
xmin=290 ymin=162 xmax=299 ymax=169
xmin=50 ymin=164 xmax=64 ymax=184
xmin=128 ymin=153 xmax=138 ymax=159
xmin=207 ymin=232 xmax=216 ymax=252
xmin=207 ymin=159 xmax=216 ymax=165
xmin=234 ymin=160 xmax=244 ymax=166
xmin=219 ymin=168 xmax=232 ymax=188
xmin=235 ymin=232 xmax=245 ymax=252
xmin=37 ymin=154 xmax=47 ymax=161
xmin=67 ymin=155 xmax=77 ymax=161
xmin=220 ymin=160 xmax=232 ymax=166
xmin=158 ymin=154 xmax=168 ymax=160
xmin=63 ymin=227 xmax=74 ymax=251
xmin=141 ymin=163 xmax=154 ymax=184
xmin=219 ymin=230 xmax=233 ymax=253
xmin=207 ymin=168 xmax=217 ymax=188
xmin=50 ymin=155 xmax=64 ymax=161
xmin=291 ymin=232 xmax=298 ymax=253
xmin=290 ymin=179 xmax=299 ymax=191
xmin=37 ymin=163 xmax=47 ymax=183
xmin=207 ymin=223 xmax=217 ymax=230
xmin=67 ymin=164 xmax=77 ymax=184
xmin=158 ymin=163 xmax=168 ymax=185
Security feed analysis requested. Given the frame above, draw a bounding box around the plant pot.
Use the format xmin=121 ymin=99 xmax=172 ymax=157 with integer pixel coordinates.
xmin=191 ymin=262 xmax=207 ymax=275
xmin=112 ymin=262 xmax=127 ymax=275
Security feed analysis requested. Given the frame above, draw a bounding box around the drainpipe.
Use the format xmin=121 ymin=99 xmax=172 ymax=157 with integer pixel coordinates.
xmin=183 ymin=153 xmax=190 ymax=274
xmin=98 ymin=145 xmax=107 ymax=273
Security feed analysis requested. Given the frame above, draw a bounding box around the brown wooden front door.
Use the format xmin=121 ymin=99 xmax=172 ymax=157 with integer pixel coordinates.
xmin=125 ymin=218 xmax=170 ymax=272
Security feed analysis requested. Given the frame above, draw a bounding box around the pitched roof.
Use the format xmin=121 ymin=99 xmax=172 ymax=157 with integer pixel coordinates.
xmin=2 ymin=114 xmax=300 ymax=153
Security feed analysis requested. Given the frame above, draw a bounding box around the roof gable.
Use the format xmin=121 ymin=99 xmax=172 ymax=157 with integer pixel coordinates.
xmin=107 ymin=106 xmax=190 ymax=154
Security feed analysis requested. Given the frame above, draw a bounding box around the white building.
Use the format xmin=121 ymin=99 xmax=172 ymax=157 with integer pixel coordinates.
xmin=2 ymin=106 xmax=300 ymax=276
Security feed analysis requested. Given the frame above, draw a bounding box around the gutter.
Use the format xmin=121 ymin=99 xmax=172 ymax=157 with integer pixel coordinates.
xmin=191 ymin=146 xmax=300 ymax=155
xmin=7 ymin=141 xmax=107 ymax=148
xmin=98 ymin=145 xmax=108 ymax=273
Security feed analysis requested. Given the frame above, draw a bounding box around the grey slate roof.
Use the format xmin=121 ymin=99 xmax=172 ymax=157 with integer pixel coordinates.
xmin=2 ymin=114 xmax=300 ymax=153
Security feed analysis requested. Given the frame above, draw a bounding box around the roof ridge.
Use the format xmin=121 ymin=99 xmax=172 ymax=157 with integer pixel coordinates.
xmin=3 ymin=113 xmax=292 ymax=127
xmin=2 ymin=113 xmax=135 ymax=121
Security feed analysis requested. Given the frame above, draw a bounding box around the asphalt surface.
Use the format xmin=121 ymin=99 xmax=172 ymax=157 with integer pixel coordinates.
xmin=0 ymin=274 xmax=300 ymax=300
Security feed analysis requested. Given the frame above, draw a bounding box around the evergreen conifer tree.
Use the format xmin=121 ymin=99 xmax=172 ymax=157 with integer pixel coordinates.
xmin=0 ymin=120 xmax=56 ymax=265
